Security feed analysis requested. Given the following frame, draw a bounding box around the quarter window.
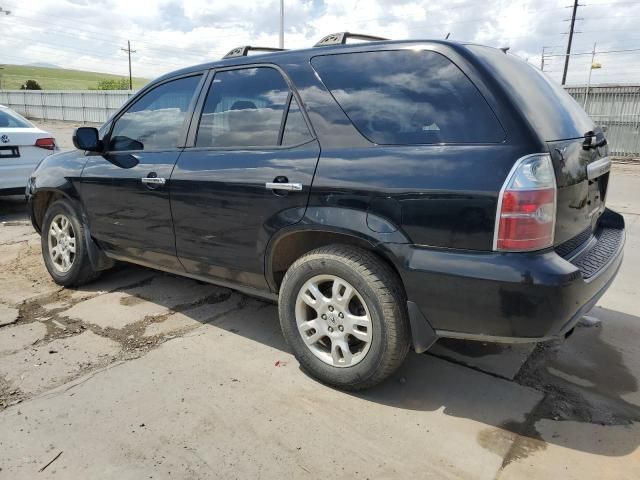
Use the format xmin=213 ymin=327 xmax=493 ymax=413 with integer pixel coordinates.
xmin=311 ymin=50 xmax=504 ymax=145
xmin=282 ymin=97 xmax=312 ymax=145
xmin=196 ymin=67 xmax=297 ymax=148
xmin=109 ymin=75 xmax=202 ymax=151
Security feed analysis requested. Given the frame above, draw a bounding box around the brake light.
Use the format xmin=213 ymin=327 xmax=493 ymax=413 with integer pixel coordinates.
xmin=35 ymin=137 xmax=56 ymax=150
xmin=494 ymin=154 xmax=557 ymax=252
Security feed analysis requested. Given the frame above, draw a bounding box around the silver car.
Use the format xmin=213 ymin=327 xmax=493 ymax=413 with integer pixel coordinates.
xmin=0 ymin=105 xmax=57 ymax=195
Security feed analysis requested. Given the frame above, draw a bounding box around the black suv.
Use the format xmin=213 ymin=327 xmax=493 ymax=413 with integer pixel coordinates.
xmin=27 ymin=34 xmax=625 ymax=390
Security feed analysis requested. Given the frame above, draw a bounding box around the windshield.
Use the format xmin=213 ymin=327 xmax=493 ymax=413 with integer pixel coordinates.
xmin=467 ymin=45 xmax=595 ymax=141
xmin=0 ymin=108 xmax=33 ymax=128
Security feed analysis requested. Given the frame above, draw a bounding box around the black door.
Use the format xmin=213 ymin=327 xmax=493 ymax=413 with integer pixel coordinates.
xmin=81 ymin=74 xmax=204 ymax=269
xmin=171 ymin=66 xmax=319 ymax=288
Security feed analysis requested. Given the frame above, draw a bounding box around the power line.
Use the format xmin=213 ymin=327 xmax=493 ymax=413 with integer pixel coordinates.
xmin=5 ymin=13 xmax=229 ymax=59
xmin=0 ymin=31 xmax=186 ymax=69
xmin=545 ymin=47 xmax=640 ymax=57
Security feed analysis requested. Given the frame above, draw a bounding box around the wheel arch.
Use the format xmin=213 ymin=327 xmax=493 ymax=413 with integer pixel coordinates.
xmin=265 ymin=207 xmax=438 ymax=354
xmin=265 ymin=208 xmax=410 ymax=293
xmin=31 ymin=187 xmax=114 ymax=272
xmin=30 ymin=188 xmax=80 ymax=234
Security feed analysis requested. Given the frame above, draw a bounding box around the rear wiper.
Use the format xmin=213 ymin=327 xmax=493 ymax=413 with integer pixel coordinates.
xmin=582 ymin=130 xmax=607 ymax=150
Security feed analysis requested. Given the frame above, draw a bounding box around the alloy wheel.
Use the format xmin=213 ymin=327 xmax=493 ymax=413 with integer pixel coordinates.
xmin=47 ymin=213 xmax=76 ymax=273
xmin=294 ymin=274 xmax=373 ymax=367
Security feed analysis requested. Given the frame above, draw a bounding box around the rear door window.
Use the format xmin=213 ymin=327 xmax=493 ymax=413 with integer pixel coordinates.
xmin=196 ymin=67 xmax=292 ymax=148
xmin=311 ymin=50 xmax=505 ymax=145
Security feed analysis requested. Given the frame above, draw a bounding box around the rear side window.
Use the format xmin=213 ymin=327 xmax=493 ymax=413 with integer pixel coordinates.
xmin=196 ymin=67 xmax=291 ymax=148
xmin=0 ymin=108 xmax=32 ymax=128
xmin=311 ymin=50 xmax=504 ymax=145
xmin=109 ymin=75 xmax=202 ymax=151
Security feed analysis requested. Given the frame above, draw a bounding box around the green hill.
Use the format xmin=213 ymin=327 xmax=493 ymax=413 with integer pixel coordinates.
xmin=0 ymin=64 xmax=148 ymax=90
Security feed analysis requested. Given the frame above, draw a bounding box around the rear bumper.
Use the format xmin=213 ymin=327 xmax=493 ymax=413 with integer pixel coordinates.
xmin=392 ymin=209 xmax=625 ymax=343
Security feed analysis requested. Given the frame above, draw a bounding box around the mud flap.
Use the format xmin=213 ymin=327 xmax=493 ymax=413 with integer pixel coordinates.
xmin=406 ymin=301 xmax=438 ymax=353
xmin=82 ymin=220 xmax=115 ymax=271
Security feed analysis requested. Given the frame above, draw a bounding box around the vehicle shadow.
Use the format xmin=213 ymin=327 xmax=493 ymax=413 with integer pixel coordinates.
xmin=64 ymin=263 xmax=640 ymax=460
xmin=213 ymin=293 xmax=640 ymax=458
xmin=0 ymin=195 xmax=29 ymax=222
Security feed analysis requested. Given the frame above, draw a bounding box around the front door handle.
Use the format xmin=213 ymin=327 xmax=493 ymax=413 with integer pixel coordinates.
xmin=141 ymin=177 xmax=166 ymax=186
xmin=265 ymin=182 xmax=302 ymax=191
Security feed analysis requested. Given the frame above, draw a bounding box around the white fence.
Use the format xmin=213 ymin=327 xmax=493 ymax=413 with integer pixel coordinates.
xmin=1 ymin=86 xmax=639 ymax=157
xmin=0 ymin=90 xmax=136 ymax=124
xmin=565 ymin=85 xmax=640 ymax=158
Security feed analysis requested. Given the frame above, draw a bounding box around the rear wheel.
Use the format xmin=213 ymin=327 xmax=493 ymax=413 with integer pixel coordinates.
xmin=279 ymin=245 xmax=410 ymax=390
xmin=41 ymin=199 xmax=101 ymax=287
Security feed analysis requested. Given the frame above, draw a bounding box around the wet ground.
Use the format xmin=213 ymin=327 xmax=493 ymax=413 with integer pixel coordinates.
xmin=0 ymin=123 xmax=639 ymax=478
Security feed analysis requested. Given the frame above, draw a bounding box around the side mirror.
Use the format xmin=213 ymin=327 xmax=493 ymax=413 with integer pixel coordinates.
xmin=72 ymin=127 xmax=102 ymax=152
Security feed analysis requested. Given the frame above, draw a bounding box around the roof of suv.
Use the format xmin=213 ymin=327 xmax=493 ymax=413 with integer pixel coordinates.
xmin=153 ymin=39 xmax=486 ymax=85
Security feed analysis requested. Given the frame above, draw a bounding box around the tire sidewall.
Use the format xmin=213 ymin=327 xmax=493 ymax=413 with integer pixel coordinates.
xmin=279 ymin=255 xmax=391 ymax=388
xmin=41 ymin=199 xmax=87 ymax=286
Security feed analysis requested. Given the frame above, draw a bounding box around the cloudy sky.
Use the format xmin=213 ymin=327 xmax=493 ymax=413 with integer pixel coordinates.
xmin=0 ymin=0 xmax=638 ymax=85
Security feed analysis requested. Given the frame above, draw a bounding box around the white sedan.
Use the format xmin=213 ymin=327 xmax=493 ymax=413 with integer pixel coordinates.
xmin=0 ymin=105 xmax=57 ymax=195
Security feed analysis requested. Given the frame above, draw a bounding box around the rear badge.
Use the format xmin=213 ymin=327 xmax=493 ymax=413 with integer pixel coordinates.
xmin=0 ymin=135 xmax=9 ymax=143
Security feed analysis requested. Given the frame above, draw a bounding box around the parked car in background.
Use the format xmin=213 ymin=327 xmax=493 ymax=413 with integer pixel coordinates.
xmin=0 ymin=105 xmax=57 ymax=196
xmin=26 ymin=34 xmax=624 ymax=390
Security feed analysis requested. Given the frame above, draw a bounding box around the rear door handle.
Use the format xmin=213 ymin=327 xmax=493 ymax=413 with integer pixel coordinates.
xmin=141 ymin=177 xmax=166 ymax=185
xmin=265 ymin=182 xmax=302 ymax=191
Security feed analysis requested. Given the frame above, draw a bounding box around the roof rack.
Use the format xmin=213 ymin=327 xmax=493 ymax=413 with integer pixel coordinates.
xmin=223 ymin=46 xmax=287 ymax=59
xmin=313 ymin=32 xmax=389 ymax=48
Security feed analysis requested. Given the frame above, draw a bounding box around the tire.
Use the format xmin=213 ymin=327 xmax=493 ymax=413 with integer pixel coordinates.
xmin=41 ymin=198 xmax=101 ymax=287
xmin=278 ymin=245 xmax=411 ymax=390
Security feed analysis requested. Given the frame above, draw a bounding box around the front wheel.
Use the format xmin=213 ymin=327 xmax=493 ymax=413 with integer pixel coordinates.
xmin=278 ymin=245 xmax=410 ymax=390
xmin=41 ymin=198 xmax=101 ymax=287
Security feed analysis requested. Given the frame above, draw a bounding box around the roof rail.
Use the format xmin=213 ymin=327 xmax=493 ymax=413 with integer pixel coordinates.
xmin=314 ymin=32 xmax=389 ymax=48
xmin=223 ymin=46 xmax=287 ymax=59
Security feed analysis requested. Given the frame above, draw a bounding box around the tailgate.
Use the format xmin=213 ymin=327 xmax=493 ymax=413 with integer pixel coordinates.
xmin=548 ymin=129 xmax=611 ymax=247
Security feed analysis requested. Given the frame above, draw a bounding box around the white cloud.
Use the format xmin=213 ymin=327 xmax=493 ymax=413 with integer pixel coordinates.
xmin=0 ymin=0 xmax=638 ymax=85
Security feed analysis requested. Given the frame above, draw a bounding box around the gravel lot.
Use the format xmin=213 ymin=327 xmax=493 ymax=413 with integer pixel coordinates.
xmin=0 ymin=121 xmax=639 ymax=479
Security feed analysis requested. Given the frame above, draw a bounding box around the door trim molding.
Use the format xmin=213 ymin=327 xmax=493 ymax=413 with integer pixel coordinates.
xmin=105 ymin=252 xmax=278 ymax=302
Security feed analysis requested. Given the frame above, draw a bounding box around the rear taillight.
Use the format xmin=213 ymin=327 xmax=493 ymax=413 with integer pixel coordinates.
xmin=494 ymin=154 xmax=557 ymax=252
xmin=35 ymin=137 xmax=56 ymax=150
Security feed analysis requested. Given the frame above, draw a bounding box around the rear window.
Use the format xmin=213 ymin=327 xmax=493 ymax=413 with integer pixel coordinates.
xmin=467 ymin=45 xmax=594 ymax=141
xmin=311 ymin=50 xmax=504 ymax=145
xmin=0 ymin=108 xmax=32 ymax=128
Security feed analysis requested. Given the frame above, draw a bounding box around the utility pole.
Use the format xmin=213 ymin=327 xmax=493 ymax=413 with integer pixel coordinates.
xmin=541 ymin=46 xmax=552 ymax=71
xmin=561 ymin=0 xmax=581 ymax=85
xmin=121 ymin=40 xmax=136 ymax=90
xmin=0 ymin=6 xmax=10 ymax=90
xmin=279 ymin=0 xmax=284 ymax=49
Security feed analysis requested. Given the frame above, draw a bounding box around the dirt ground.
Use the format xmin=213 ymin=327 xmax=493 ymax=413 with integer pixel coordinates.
xmin=0 ymin=121 xmax=639 ymax=479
